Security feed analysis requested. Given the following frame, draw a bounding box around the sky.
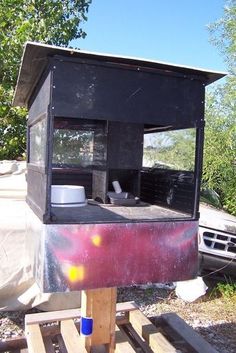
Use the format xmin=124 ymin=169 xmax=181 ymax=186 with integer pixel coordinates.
xmin=73 ymin=0 xmax=227 ymax=74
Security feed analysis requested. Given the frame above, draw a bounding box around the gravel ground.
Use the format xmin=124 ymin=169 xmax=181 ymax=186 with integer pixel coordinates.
xmin=0 ymin=281 xmax=235 ymax=353
xmin=118 ymin=282 xmax=236 ymax=353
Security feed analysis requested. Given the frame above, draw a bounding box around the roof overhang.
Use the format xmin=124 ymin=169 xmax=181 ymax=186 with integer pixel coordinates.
xmin=13 ymin=41 xmax=227 ymax=107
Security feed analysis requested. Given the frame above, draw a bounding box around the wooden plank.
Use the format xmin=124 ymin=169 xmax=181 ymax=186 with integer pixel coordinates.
xmin=116 ymin=312 xmax=130 ymax=326
xmin=149 ymin=332 xmax=178 ymax=353
xmin=109 ymin=288 xmax=117 ymax=353
xmin=25 ymin=308 xmax=81 ymax=325
xmin=56 ymin=334 xmax=68 ymax=353
xmin=60 ymin=319 xmax=87 ymax=353
xmin=122 ymin=323 xmax=153 ymax=353
xmin=25 ymin=301 xmax=136 ymax=325
xmin=91 ymin=346 xmax=107 ymax=353
xmin=41 ymin=325 xmax=60 ymax=337
xmin=116 ymin=301 xmax=138 ymax=313
xmin=129 ymin=310 xmax=157 ymax=342
xmin=115 ymin=325 xmax=136 ymax=353
xmin=43 ymin=337 xmax=55 ymax=353
xmin=161 ymin=313 xmax=219 ymax=353
xmin=81 ymin=288 xmax=117 ymax=352
xmin=25 ymin=324 xmax=46 ymax=353
xmin=0 ymin=337 xmax=27 ymax=352
xmin=129 ymin=310 xmax=177 ymax=353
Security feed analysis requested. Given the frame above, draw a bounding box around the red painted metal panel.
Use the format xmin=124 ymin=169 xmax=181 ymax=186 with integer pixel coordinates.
xmin=44 ymin=221 xmax=198 ymax=292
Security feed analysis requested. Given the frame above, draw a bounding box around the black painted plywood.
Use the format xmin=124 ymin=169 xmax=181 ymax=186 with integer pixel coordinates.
xmin=52 ymin=59 xmax=205 ymax=127
xmin=28 ymin=71 xmax=52 ymax=124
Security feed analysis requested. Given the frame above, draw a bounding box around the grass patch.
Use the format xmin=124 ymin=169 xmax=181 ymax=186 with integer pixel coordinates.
xmin=216 ymin=281 xmax=236 ymax=299
xmin=209 ymin=277 xmax=236 ymax=301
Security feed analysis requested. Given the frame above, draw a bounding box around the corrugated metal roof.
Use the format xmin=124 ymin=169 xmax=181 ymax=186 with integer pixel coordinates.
xmin=13 ymin=41 xmax=226 ymax=107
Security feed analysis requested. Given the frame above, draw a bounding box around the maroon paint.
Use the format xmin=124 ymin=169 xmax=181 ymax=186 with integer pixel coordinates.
xmin=46 ymin=221 xmax=198 ymax=290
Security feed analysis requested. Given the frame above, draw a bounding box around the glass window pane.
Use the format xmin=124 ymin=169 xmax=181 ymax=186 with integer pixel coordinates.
xmin=143 ymin=128 xmax=196 ymax=171
xmin=29 ymin=119 xmax=46 ymax=166
xmin=53 ymin=129 xmax=94 ymax=166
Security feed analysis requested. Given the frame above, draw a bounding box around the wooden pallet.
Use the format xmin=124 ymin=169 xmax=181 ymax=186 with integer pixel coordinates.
xmin=0 ymin=302 xmax=218 ymax=353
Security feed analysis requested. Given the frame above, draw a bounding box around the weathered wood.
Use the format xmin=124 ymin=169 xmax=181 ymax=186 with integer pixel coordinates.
xmin=116 ymin=312 xmax=130 ymax=326
xmin=43 ymin=337 xmax=55 ymax=353
xmin=91 ymin=346 xmax=107 ymax=353
xmin=2 ymin=307 xmax=218 ymax=353
xmin=41 ymin=324 xmax=61 ymax=337
xmin=116 ymin=301 xmax=138 ymax=313
xmin=149 ymin=332 xmax=178 ymax=353
xmin=161 ymin=313 xmax=219 ymax=353
xmin=115 ymin=325 xmax=136 ymax=353
xmin=0 ymin=305 xmax=134 ymax=352
xmin=25 ymin=324 xmax=46 ymax=353
xmin=60 ymin=319 xmax=87 ymax=353
xmin=25 ymin=301 xmax=136 ymax=325
xmin=55 ymin=334 xmax=67 ymax=353
xmin=25 ymin=308 xmax=81 ymax=325
xmin=129 ymin=309 xmax=157 ymax=342
xmin=121 ymin=323 xmax=153 ymax=353
xmin=129 ymin=310 xmax=177 ymax=352
xmin=0 ymin=337 xmax=27 ymax=352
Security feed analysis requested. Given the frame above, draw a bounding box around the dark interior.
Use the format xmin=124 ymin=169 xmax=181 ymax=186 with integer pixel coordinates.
xmin=51 ymin=117 xmax=196 ymax=223
xmin=51 ymin=167 xmax=194 ymax=222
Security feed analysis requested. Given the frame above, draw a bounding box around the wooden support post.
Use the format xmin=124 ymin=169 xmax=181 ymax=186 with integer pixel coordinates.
xmin=81 ymin=287 xmax=117 ymax=353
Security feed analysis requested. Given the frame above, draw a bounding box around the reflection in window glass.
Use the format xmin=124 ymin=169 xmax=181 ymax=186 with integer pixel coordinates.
xmin=143 ymin=128 xmax=196 ymax=171
xmin=29 ymin=119 xmax=46 ymax=166
xmin=53 ymin=129 xmax=94 ymax=166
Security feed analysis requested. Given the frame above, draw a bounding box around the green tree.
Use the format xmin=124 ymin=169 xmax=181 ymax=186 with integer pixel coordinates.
xmin=204 ymin=80 xmax=236 ymax=215
xmin=208 ymin=0 xmax=236 ymax=72
xmin=0 ymin=0 xmax=92 ymax=160
xmin=203 ymin=0 xmax=236 ymax=215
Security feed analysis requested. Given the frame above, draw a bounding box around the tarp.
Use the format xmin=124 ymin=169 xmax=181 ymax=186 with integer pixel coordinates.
xmin=0 ymin=161 xmax=81 ymax=311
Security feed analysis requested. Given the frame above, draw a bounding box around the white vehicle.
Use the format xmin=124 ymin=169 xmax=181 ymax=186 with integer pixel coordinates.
xmin=199 ymin=204 xmax=236 ymax=277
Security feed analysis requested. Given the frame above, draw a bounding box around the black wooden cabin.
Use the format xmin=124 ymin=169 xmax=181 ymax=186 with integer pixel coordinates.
xmin=13 ymin=42 xmax=224 ymax=224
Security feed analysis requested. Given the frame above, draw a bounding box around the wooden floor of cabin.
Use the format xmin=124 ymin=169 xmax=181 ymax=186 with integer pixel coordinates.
xmin=51 ymin=200 xmax=191 ymax=223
